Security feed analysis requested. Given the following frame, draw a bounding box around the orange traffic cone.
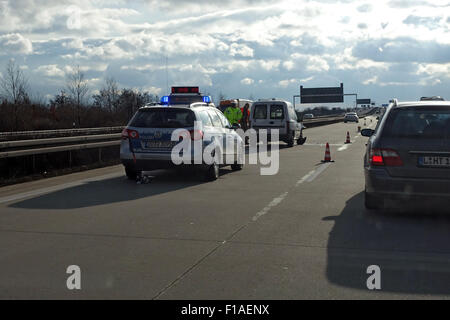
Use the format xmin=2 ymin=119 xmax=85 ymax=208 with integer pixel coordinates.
xmin=345 ymin=131 xmax=351 ymax=144
xmin=321 ymin=142 xmax=334 ymax=162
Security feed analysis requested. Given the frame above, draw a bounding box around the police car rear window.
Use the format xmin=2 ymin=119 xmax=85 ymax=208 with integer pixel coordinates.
xmin=129 ymin=109 xmax=195 ymax=128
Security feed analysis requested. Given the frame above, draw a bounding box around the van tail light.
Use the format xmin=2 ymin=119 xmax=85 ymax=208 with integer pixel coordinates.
xmin=370 ymin=148 xmax=403 ymax=166
xmin=121 ymin=128 xmax=139 ymax=140
xmin=189 ymin=129 xmax=204 ymax=141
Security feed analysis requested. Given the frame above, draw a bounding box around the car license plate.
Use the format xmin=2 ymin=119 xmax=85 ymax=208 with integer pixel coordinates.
xmin=144 ymin=141 xmax=176 ymax=149
xmin=418 ymin=156 xmax=450 ymax=167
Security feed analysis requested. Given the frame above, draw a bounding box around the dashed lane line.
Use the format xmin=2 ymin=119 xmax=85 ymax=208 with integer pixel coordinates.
xmin=296 ymin=162 xmax=332 ymax=186
xmin=252 ymin=192 xmax=289 ymax=222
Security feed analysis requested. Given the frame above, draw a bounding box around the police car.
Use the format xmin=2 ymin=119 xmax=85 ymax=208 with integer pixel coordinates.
xmin=120 ymin=87 xmax=244 ymax=181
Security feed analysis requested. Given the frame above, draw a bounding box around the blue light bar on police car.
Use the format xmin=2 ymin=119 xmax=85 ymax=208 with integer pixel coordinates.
xmin=161 ymin=96 xmax=169 ymax=104
xmin=202 ymin=96 xmax=211 ymax=103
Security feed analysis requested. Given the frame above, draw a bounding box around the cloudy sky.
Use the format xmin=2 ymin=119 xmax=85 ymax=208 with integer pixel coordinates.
xmin=0 ymin=0 xmax=449 ymax=108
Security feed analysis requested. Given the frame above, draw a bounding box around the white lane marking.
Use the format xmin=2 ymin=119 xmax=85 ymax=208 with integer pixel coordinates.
xmin=338 ymin=144 xmax=349 ymax=152
xmin=252 ymin=192 xmax=289 ymax=222
xmin=295 ymin=169 xmax=316 ymax=186
xmin=296 ymin=162 xmax=331 ymax=186
xmin=0 ymin=172 xmax=123 ymax=205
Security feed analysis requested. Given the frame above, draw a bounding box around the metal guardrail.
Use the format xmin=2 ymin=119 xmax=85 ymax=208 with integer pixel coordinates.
xmin=0 ymin=114 xmax=375 ymax=159
xmin=0 ymin=141 xmax=120 ymax=159
xmin=0 ymin=126 xmax=124 ymax=138
xmin=0 ymin=133 xmax=121 ymax=149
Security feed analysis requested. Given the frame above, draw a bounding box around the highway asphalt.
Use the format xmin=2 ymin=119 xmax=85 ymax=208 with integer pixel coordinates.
xmin=0 ymin=116 xmax=449 ymax=299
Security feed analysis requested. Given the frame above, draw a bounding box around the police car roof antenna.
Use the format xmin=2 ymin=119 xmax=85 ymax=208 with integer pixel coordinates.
xmin=165 ymin=55 xmax=169 ymax=94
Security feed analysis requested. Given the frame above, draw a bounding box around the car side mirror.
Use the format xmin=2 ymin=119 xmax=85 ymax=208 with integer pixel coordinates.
xmin=231 ymin=123 xmax=241 ymax=130
xmin=361 ymin=128 xmax=374 ymax=137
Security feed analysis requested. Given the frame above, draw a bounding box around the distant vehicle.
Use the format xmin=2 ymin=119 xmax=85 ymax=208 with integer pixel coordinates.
xmin=344 ymin=112 xmax=359 ymax=123
xmin=303 ymin=113 xmax=314 ymax=119
xmin=120 ymin=87 xmax=244 ymax=181
xmin=249 ymin=98 xmax=306 ymax=147
xmin=420 ymin=96 xmax=445 ymax=101
xmin=361 ymin=99 xmax=450 ymax=210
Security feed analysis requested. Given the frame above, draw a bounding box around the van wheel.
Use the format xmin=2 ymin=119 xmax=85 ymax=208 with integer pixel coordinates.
xmin=287 ymin=133 xmax=295 ymax=147
xmin=125 ymin=166 xmax=137 ymax=180
xmin=365 ymin=191 xmax=383 ymax=210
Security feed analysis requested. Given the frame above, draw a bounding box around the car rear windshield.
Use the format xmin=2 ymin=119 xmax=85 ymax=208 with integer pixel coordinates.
xmin=253 ymin=104 xmax=267 ymax=119
xmin=383 ymin=106 xmax=450 ymax=139
xmin=129 ymin=108 xmax=195 ymax=128
xmin=270 ymin=105 xmax=284 ymax=119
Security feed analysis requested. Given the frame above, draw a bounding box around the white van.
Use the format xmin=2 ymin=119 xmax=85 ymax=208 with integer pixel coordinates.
xmin=249 ymin=99 xmax=306 ymax=147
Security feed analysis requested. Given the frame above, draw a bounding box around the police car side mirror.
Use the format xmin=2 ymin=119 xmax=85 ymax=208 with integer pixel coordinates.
xmin=231 ymin=123 xmax=241 ymax=130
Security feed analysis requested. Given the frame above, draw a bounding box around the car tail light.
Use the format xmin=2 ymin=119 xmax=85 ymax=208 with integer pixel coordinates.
xmin=121 ymin=128 xmax=139 ymax=139
xmin=189 ymin=129 xmax=203 ymax=141
xmin=370 ymin=148 xmax=403 ymax=166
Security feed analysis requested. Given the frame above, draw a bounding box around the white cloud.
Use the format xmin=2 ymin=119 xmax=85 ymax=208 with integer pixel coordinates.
xmin=240 ymin=77 xmax=254 ymax=85
xmin=35 ymin=64 xmax=65 ymax=77
xmin=230 ymin=43 xmax=254 ymax=57
xmin=0 ymin=33 xmax=32 ymax=55
xmin=0 ymin=0 xmax=449 ymax=104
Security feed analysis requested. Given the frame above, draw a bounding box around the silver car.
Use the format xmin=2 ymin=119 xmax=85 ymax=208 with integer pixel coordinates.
xmin=120 ymin=103 xmax=244 ymax=181
xmin=362 ymin=99 xmax=450 ymax=210
xmin=344 ymin=112 xmax=359 ymax=123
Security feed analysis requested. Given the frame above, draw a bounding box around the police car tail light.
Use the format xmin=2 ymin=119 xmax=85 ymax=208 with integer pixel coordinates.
xmin=122 ymin=128 xmax=139 ymax=139
xmin=370 ymin=148 xmax=402 ymax=166
xmin=189 ymin=129 xmax=203 ymax=141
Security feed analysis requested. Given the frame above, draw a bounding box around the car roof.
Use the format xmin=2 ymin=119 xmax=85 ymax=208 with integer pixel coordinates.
xmin=394 ymin=101 xmax=450 ymax=108
xmin=139 ymin=103 xmax=215 ymax=110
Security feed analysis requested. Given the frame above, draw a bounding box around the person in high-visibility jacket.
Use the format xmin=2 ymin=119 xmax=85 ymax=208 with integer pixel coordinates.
xmin=224 ymin=103 xmax=242 ymax=126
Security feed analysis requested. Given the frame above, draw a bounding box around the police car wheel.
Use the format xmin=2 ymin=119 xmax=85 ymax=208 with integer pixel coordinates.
xmin=231 ymin=163 xmax=243 ymax=171
xmin=205 ymin=161 xmax=219 ymax=181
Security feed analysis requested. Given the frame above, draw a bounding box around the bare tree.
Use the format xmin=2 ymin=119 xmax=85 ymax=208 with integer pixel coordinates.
xmin=0 ymin=60 xmax=28 ymax=103
xmin=0 ymin=60 xmax=29 ymax=130
xmin=66 ymin=65 xmax=89 ymax=126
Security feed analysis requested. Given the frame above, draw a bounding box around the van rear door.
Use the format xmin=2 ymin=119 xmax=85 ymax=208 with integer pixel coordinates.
xmin=251 ymin=103 xmax=269 ymax=129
